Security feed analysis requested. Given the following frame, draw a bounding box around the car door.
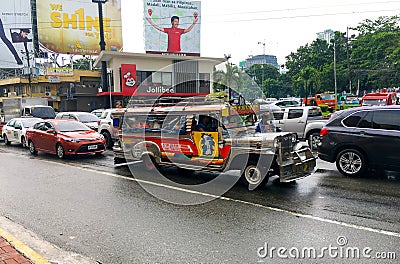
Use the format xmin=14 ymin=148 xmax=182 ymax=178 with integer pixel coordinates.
xmin=282 ymin=108 xmax=306 ymax=137
xmin=12 ymin=121 xmax=23 ymax=143
xmin=361 ymin=110 xmax=400 ymax=170
xmin=41 ymin=121 xmax=57 ymax=152
xmin=4 ymin=119 xmax=15 ymax=142
xmin=30 ymin=122 xmax=45 ymax=150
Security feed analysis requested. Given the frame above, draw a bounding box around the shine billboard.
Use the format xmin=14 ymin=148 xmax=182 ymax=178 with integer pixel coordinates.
xmin=37 ymin=0 xmax=123 ymax=55
xmin=144 ymin=0 xmax=201 ymax=56
xmin=0 ymin=0 xmax=33 ymax=68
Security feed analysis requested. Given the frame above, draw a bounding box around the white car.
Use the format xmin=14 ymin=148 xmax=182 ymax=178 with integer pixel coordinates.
xmin=55 ymin=112 xmax=99 ymax=131
xmin=2 ymin=117 xmax=43 ymax=147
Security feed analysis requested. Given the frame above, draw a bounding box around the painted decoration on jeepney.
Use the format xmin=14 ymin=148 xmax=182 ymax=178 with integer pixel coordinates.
xmin=193 ymin=132 xmax=218 ymax=157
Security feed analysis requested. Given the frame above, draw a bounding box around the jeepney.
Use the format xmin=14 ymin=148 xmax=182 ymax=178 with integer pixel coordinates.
xmin=112 ymin=99 xmax=316 ymax=190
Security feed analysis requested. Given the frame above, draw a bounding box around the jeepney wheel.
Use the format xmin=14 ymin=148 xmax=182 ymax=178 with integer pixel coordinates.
xmin=241 ymin=162 xmax=268 ymax=190
xmin=336 ymin=148 xmax=366 ymax=177
xmin=101 ymin=131 xmax=113 ymax=149
xmin=141 ymin=154 xmax=157 ymax=171
xmin=4 ymin=135 xmax=11 ymax=145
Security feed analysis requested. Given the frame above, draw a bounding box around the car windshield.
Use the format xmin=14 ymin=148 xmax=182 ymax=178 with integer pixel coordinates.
xmin=76 ymin=113 xmax=99 ymax=123
xmin=362 ymin=99 xmax=386 ymax=106
xmin=321 ymin=94 xmax=335 ymax=100
xmin=21 ymin=118 xmax=42 ymax=128
xmin=55 ymin=120 xmax=91 ymax=132
xmin=31 ymin=107 xmax=56 ymax=119
xmin=222 ymin=113 xmax=257 ymax=129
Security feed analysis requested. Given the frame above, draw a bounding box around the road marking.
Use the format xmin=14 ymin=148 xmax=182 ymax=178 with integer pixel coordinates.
xmin=35 ymin=158 xmax=400 ymax=239
xmin=0 ymin=227 xmax=50 ymax=264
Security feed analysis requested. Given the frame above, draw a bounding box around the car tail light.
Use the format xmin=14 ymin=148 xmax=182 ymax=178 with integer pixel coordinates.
xmin=97 ymin=120 xmax=101 ymax=126
xmin=320 ymin=127 xmax=329 ymax=137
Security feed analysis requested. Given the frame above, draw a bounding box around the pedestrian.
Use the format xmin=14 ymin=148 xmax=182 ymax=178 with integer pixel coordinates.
xmin=256 ymin=113 xmax=276 ymax=133
xmin=115 ymin=101 xmax=123 ymax=108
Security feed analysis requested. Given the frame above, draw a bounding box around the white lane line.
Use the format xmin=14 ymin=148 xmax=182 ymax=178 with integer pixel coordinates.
xmin=39 ymin=158 xmax=400 ymax=239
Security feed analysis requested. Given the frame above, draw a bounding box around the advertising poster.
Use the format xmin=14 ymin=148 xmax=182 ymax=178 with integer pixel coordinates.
xmin=0 ymin=0 xmax=33 ymax=68
xmin=37 ymin=0 xmax=123 ymax=55
xmin=144 ymin=0 xmax=201 ymax=56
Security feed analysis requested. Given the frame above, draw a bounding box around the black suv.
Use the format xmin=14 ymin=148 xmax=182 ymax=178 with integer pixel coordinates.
xmin=318 ymin=106 xmax=400 ymax=177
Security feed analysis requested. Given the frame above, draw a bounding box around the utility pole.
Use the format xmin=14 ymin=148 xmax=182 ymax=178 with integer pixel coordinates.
xmin=346 ymin=27 xmax=352 ymax=94
xmin=93 ymin=0 xmax=110 ymax=107
xmin=333 ymin=40 xmax=338 ymax=110
xmin=258 ymin=41 xmax=266 ymax=89
xmin=21 ymin=42 xmax=33 ymax=98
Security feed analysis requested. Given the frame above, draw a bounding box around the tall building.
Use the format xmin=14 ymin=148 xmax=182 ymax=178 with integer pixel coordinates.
xmin=243 ymin=54 xmax=279 ymax=70
xmin=317 ymin=29 xmax=334 ymax=43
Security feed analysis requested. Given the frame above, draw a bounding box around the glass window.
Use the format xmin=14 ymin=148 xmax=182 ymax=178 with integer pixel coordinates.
xmin=152 ymin=72 xmax=162 ymax=84
xmin=343 ymin=112 xmax=366 ymax=127
xmin=358 ymin=111 xmax=373 ymax=128
xmin=372 ymin=110 xmax=400 ymax=130
xmin=162 ymin=72 xmax=172 ymax=86
xmin=273 ymin=112 xmax=284 ymax=120
xmin=288 ymin=109 xmax=303 ymax=119
xmin=7 ymin=120 xmax=15 ymax=127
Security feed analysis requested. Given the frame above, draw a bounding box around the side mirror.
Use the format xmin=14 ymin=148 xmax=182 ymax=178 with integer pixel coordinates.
xmin=47 ymin=129 xmax=55 ymax=134
xmin=112 ymin=118 xmax=120 ymax=128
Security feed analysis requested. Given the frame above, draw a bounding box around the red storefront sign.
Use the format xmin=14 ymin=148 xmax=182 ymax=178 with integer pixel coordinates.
xmin=121 ymin=64 xmax=137 ymax=96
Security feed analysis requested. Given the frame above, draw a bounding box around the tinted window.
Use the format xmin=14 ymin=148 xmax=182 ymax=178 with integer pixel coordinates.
xmin=358 ymin=111 xmax=373 ymax=128
xmin=288 ymin=109 xmax=303 ymax=119
xmin=372 ymin=110 xmax=400 ymax=130
xmin=342 ymin=112 xmax=366 ymax=127
xmin=31 ymin=107 xmax=56 ymax=119
xmin=76 ymin=113 xmax=99 ymax=123
xmin=273 ymin=112 xmax=284 ymax=120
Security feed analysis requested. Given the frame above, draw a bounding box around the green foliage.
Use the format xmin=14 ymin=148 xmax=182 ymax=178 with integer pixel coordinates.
xmin=319 ymin=104 xmax=329 ymax=112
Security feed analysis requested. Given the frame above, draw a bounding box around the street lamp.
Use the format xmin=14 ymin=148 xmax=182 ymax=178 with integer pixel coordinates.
xmin=257 ymin=41 xmax=266 ymax=88
xmin=92 ymin=0 xmax=110 ymax=107
xmin=328 ymin=32 xmax=338 ymax=110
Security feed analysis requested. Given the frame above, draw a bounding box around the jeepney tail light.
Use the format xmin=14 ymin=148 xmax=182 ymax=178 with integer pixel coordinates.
xmin=320 ymin=127 xmax=329 ymax=137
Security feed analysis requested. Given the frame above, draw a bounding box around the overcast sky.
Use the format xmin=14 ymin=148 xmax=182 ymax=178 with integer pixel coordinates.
xmin=121 ymin=0 xmax=400 ymax=65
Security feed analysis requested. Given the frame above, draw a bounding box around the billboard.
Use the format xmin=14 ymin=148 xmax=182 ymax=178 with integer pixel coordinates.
xmin=144 ymin=0 xmax=201 ymax=56
xmin=37 ymin=0 xmax=123 ymax=55
xmin=0 ymin=0 xmax=33 ymax=68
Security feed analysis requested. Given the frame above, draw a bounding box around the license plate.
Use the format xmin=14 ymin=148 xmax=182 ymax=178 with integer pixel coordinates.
xmin=88 ymin=145 xmax=98 ymax=150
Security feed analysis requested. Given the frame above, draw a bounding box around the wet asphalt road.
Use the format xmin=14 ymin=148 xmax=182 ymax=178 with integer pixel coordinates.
xmin=0 ymin=143 xmax=399 ymax=263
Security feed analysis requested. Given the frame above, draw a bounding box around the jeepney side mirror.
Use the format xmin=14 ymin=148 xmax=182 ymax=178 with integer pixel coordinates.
xmin=112 ymin=118 xmax=120 ymax=128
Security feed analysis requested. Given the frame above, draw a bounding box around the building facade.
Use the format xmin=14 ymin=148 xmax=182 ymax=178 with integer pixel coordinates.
xmin=94 ymin=51 xmax=225 ymax=105
xmin=0 ymin=70 xmax=102 ymax=112
xmin=243 ymin=54 xmax=279 ymax=70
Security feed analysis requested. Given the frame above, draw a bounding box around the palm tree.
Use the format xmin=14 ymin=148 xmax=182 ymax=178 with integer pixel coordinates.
xmin=297 ymin=66 xmax=319 ymax=105
xmin=213 ymin=62 xmax=242 ymax=99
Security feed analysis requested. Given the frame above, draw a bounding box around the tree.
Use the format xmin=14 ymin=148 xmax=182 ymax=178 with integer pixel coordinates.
xmin=213 ymin=62 xmax=242 ymax=96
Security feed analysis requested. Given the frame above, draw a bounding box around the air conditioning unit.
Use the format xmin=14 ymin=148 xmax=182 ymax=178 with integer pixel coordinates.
xmin=8 ymin=92 xmax=17 ymax=97
xmin=44 ymin=91 xmax=51 ymax=97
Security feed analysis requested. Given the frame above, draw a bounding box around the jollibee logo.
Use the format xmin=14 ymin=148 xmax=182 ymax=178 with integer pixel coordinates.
xmin=123 ymin=72 xmax=136 ymax=87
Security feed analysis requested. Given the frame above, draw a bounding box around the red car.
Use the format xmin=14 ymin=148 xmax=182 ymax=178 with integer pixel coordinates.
xmin=26 ymin=119 xmax=106 ymax=159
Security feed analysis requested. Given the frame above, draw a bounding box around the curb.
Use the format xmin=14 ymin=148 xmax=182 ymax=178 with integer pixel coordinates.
xmin=0 ymin=227 xmax=50 ymax=264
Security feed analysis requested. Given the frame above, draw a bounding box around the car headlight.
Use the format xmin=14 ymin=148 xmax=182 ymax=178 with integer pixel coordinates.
xmin=291 ymin=133 xmax=298 ymax=143
xmin=65 ymin=138 xmax=80 ymax=143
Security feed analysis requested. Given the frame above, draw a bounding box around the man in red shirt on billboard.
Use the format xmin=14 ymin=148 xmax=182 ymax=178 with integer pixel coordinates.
xmin=146 ymin=14 xmax=198 ymax=53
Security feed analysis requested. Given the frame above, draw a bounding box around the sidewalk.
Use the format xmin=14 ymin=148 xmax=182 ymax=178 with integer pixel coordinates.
xmin=0 ymin=236 xmax=33 ymax=264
